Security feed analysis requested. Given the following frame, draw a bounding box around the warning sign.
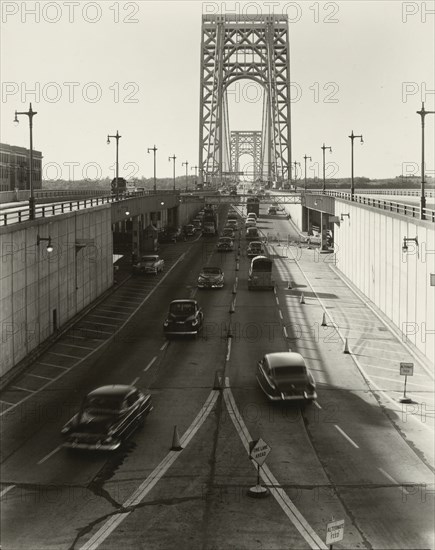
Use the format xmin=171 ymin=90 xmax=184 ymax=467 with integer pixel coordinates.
xmin=249 ymin=438 xmax=271 ymax=466
xmin=325 ymin=519 xmax=344 ymax=545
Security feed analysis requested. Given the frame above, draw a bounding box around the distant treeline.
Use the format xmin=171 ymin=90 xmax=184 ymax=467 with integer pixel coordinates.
xmin=42 ymin=175 xmax=434 ymax=191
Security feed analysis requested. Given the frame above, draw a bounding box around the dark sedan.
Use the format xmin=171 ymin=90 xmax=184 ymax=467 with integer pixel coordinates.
xmin=216 ymin=237 xmax=234 ymax=252
xmin=256 ymin=352 xmax=317 ymax=402
xmin=61 ymin=385 xmax=153 ymax=451
xmin=197 ymin=266 xmax=224 ymax=289
xmin=163 ymin=299 xmax=204 ymax=336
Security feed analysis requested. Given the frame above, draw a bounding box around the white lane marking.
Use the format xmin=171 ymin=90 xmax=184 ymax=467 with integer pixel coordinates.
xmin=96 ymin=308 xmax=129 ymax=315
xmin=47 ymin=352 xmax=80 ymax=359
xmin=130 ymin=377 xmax=140 ymax=386
xmin=26 ymin=373 xmax=52 ymax=381
xmin=283 ymin=326 xmax=288 ymax=338
xmin=378 ymin=467 xmax=410 ymax=495
xmin=37 ymin=445 xmax=62 ymax=465
xmin=57 ymin=343 xmax=95 ymax=350
xmin=101 ymin=304 xmax=135 ymax=310
xmin=88 ymin=314 xmax=124 ymax=321
xmin=275 ymin=296 xmax=280 ymax=305
xmin=160 ymin=342 xmax=168 ymax=351
xmin=223 ymin=388 xmax=327 ymax=550
xmin=226 ymin=338 xmax=232 ymax=361
xmin=285 ymin=247 xmax=434 ymax=432
xmin=36 ymin=362 xmax=68 ymax=370
xmin=369 ymin=375 xmax=432 ymax=389
xmin=279 ymin=310 xmax=283 ymax=320
xmin=79 ymin=320 xmax=120 ymax=328
xmin=0 ymin=485 xmax=16 ymax=499
xmin=75 ymin=328 xmax=113 ymax=335
xmin=11 ymin=386 xmax=34 ymax=393
xmin=331 ymin=265 xmax=434 ymax=380
xmin=334 ymin=425 xmax=360 ymax=449
xmin=1 ymin=253 xmax=187 ymax=418
xmin=144 ymin=356 xmax=157 ymax=372
xmin=314 ymin=401 xmax=322 ymax=409
xmin=79 ymin=390 xmax=219 ymax=550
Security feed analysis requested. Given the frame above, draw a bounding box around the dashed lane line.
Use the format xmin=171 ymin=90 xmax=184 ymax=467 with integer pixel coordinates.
xmin=79 ymin=320 xmax=121 ymax=328
xmin=0 ymin=253 xmax=187 ymax=418
xmin=334 ymin=425 xmax=360 ymax=449
xmin=37 ymin=445 xmax=62 ymax=465
xmin=11 ymin=386 xmax=34 ymax=393
xmin=223 ymin=388 xmax=327 ymax=550
xmin=27 ymin=373 xmax=52 ymax=381
xmin=144 ymin=356 xmax=157 ymax=372
xmin=130 ymin=377 xmax=140 ymax=386
xmin=56 ymin=343 xmax=96 ymax=350
xmin=47 ymin=352 xmax=81 ymax=359
xmin=0 ymin=485 xmax=16 ymax=499
xmin=160 ymin=342 xmax=168 ymax=351
xmin=78 ymin=390 xmax=219 ymax=550
xmin=35 ymin=362 xmax=69 ymax=369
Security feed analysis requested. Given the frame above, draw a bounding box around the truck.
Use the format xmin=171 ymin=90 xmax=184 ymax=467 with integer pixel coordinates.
xmin=246 ymin=196 xmax=260 ymax=216
xmin=248 ymin=256 xmax=274 ymax=290
xmin=202 ymin=205 xmax=219 ymax=236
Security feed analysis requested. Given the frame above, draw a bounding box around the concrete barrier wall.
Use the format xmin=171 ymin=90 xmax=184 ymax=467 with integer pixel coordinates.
xmin=0 ymin=205 xmax=113 ymax=377
xmin=334 ymin=200 xmax=434 ymax=364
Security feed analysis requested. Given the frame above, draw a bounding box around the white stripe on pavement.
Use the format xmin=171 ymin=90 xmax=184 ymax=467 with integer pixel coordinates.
xmin=334 ymin=425 xmax=360 ymax=449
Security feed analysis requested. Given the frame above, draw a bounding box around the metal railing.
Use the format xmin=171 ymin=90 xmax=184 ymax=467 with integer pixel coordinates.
xmin=0 ymin=189 xmax=180 ymax=226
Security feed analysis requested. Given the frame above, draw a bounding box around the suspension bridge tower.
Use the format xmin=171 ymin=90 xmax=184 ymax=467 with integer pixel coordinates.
xmin=198 ymin=14 xmax=292 ymax=188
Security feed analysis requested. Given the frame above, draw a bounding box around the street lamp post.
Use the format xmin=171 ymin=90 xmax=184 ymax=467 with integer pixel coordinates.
xmin=168 ymin=154 xmax=177 ymax=190
xmin=321 ymin=143 xmax=332 ymax=193
xmin=14 ymin=103 xmax=37 ymax=220
xmin=182 ymin=161 xmax=189 ymax=191
xmin=292 ymin=161 xmax=301 ymax=185
xmin=417 ymin=102 xmax=435 ymax=220
xmin=303 ymin=154 xmax=312 ymax=191
xmin=349 ymin=130 xmax=364 ymax=200
xmin=107 ymin=130 xmax=121 ymax=199
xmin=191 ymin=165 xmax=198 ymax=189
xmin=147 ymin=145 xmax=158 ymax=192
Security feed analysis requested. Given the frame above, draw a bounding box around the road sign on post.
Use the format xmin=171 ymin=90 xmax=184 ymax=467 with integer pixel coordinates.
xmin=399 ymin=362 xmax=414 ymax=403
xmin=325 ymin=519 xmax=344 ymax=547
xmin=248 ymin=438 xmax=271 ymax=498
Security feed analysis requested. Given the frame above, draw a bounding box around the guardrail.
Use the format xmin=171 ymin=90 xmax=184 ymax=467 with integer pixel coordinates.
xmin=321 ymin=190 xmax=435 ymax=222
xmin=0 ymin=190 xmax=180 ymax=226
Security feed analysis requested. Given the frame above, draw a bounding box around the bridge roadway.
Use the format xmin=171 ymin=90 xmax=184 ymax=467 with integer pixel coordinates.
xmin=0 ymin=204 xmax=433 ymax=550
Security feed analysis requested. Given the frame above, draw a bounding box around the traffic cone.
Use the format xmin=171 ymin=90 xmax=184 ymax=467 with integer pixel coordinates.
xmin=300 ymin=293 xmax=305 ymax=304
xmin=229 ymin=299 xmax=235 ymax=313
xmin=343 ymin=338 xmax=350 ymax=354
xmin=321 ymin=312 xmax=327 ymax=326
xmin=170 ymin=425 xmax=183 ymax=451
xmin=287 ymin=280 xmax=292 ymax=289
xmin=213 ymin=371 xmax=222 ymax=390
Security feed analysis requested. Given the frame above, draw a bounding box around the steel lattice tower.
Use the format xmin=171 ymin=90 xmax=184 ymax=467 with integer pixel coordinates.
xmin=230 ymin=131 xmax=262 ymax=182
xmin=199 ymin=14 xmax=292 ymax=187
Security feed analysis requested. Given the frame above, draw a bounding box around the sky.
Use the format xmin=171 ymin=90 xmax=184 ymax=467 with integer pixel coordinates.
xmin=1 ymin=0 xmax=434 ymax=182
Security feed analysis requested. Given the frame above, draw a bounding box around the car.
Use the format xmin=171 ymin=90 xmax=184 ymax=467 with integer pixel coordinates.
xmin=197 ymin=266 xmax=224 ymax=289
xmin=227 ymin=212 xmax=238 ymax=221
xmin=226 ymin=219 xmax=238 ymax=228
xmin=246 ymin=227 xmax=260 ymax=240
xmin=216 ymin=237 xmax=234 ymax=252
xmin=61 ymin=385 xmax=153 ymax=451
xmin=268 ymin=206 xmax=277 ymax=215
xmin=245 ymin=220 xmax=257 ymax=229
xmin=222 ymin=227 xmax=236 ymax=239
xmin=132 ymin=255 xmax=164 ymax=275
xmin=158 ymin=227 xmax=185 ymax=243
xmin=183 ymin=224 xmax=195 ymax=237
xmin=246 ymin=213 xmax=257 ymax=220
xmin=256 ymin=352 xmax=317 ymax=402
xmin=306 ymin=232 xmax=321 ymax=245
xmin=193 ymin=219 xmax=202 ymax=230
xmin=163 ymin=299 xmax=204 ymax=336
xmin=247 ymin=241 xmax=265 ymax=258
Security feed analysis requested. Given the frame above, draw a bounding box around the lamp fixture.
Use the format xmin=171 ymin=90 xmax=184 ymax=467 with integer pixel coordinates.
xmin=340 ymin=213 xmax=350 ymax=221
xmin=37 ymin=235 xmax=53 ymax=253
xmin=402 ymin=236 xmax=419 ymax=254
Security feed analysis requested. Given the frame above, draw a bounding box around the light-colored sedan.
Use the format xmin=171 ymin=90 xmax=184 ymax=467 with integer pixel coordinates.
xmin=132 ymin=255 xmax=164 ymax=275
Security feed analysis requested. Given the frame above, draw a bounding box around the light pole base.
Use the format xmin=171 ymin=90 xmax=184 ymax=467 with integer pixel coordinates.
xmin=399 ymin=397 xmax=413 ymax=404
xmin=247 ymin=484 xmax=269 ymax=499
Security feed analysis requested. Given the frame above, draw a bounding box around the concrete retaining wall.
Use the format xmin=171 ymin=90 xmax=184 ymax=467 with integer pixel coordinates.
xmin=334 ymin=200 xmax=434 ymax=364
xmin=0 ymin=205 xmax=113 ymax=377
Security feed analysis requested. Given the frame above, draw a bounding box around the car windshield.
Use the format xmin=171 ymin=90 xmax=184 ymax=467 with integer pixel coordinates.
xmin=84 ymin=395 xmax=123 ymax=413
xmin=251 ymin=258 xmax=272 ymax=271
xmin=170 ymin=302 xmax=195 ymax=315
xmin=202 ymin=267 xmax=221 ymax=275
xmin=141 ymin=256 xmax=157 ymax=262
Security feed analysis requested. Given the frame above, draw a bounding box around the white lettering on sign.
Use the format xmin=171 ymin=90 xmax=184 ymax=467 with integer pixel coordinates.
xmin=250 ymin=438 xmax=271 ymax=466
xmin=400 ymin=362 xmax=414 ymax=376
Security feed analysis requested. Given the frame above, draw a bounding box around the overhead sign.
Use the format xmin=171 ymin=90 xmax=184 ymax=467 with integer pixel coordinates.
xmin=400 ymin=362 xmax=414 ymax=376
xmin=249 ymin=438 xmax=271 ymax=466
xmin=325 ymin=519 xmax=344 ymax=545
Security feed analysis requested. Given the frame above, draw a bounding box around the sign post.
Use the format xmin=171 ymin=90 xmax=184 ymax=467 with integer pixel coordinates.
xmin=248 ymin=438 xmax=271 ymax=498
xmin=325 ymin=519 xmax=344 ymax=548
xmin=399 ymin=362 xmax=414 ymax=403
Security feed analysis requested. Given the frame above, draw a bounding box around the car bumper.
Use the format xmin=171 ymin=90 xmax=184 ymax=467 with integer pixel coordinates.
xmin=257 ymin=377 xmax=316 ymax=401
xmin=197 ymin=282 xmax=224 ymax=288
xmin=164 ymin=329 xmax=199 ymax=335
xmin=62 ymin=439 xmax=121 ymax=451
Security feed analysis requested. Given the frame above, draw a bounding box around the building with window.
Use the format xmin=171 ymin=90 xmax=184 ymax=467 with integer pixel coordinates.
xmin=0 ymin=143 xmax=42 ymax=192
